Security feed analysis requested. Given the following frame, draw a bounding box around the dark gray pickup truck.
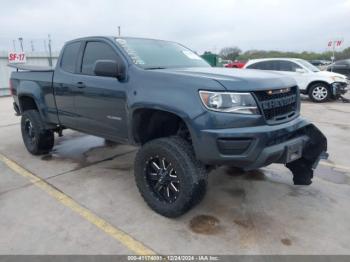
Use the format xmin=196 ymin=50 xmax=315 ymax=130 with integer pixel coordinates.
xmin=10 ymin=36 xmax=327 ymax=217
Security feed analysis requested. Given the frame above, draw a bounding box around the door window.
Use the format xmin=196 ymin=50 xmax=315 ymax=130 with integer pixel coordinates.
xmin=248 ymin=60 xmax=302 ymax=72
xmin=275 ymin=61 xmax=301 ymax=72
xmin=81 ymin=42 xmax=119 ymax=75
xmin=247 ymin=61 xmax=274 ymax=70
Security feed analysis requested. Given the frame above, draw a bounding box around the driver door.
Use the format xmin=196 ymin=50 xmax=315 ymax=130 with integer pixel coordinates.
xmin=73 ymin=40 xmax=128 ymax=140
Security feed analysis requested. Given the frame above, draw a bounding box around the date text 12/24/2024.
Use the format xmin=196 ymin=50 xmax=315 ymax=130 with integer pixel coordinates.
xmin=127 ymin=255 xmax=219 ymax=261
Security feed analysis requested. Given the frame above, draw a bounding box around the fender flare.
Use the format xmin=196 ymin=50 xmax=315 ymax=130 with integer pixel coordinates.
xmin=17 ymin=81 xmax=47 ymax=121
xmin=128 ymin=104 xmax=194 ymax=144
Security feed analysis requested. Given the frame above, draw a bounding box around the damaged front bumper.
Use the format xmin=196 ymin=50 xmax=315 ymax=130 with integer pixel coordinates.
xmin=332 ymin=81 xmax=349 ymax=96
xmin=286 ymin=124 xmax=328 ymax=185
xmin=195 ymin=117 xmax=328 ymax=185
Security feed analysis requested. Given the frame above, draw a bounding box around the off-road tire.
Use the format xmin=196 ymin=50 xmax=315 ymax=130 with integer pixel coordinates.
xmin=308 ymin=83 xmax=331 ymax=103
xmin=134 ymin=136 xmax=207 ymax=218
xmin=286 ymin=158 xmax=314 ymax=185
xmin=21 ymin=110 xmax=54 ymax=155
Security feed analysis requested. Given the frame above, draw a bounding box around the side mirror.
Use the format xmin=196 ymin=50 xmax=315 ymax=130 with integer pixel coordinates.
xmin=295 ymin=68 xmax=306 ymax=74
xmin=93 ymin=60 xmax=126 ymax=80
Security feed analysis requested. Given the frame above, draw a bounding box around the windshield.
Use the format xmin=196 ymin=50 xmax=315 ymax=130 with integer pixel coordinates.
xmin=115 ymin=38 xmax=210 ymax=69
xmin=297 ymin=59 xmax=320 ymax=72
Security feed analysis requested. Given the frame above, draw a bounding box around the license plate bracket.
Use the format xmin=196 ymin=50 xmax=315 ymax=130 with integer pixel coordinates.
xmin=285 ymin=141 xmax=303 ymax=163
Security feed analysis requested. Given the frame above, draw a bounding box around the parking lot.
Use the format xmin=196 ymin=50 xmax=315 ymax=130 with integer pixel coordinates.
xmin=1 ymin=95 xmax=350 ymax=255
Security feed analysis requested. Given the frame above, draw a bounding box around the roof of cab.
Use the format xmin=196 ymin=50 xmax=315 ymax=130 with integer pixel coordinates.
xmin=65 ymin=36 xmax=174 ymax=44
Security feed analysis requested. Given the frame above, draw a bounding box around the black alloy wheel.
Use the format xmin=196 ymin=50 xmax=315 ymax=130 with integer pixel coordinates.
xmin=145 ymin=156 xmax=180 ymax=203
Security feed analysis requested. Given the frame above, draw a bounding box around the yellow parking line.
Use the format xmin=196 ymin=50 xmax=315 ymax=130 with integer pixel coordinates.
xmin=320 ymin=161 xmax=350 ymax=173
xmin=0 ymin=153 xmax=156 ymax=256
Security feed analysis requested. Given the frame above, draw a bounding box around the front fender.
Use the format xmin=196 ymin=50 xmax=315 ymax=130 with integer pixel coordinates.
xmin=307 ymin=78 xmax=333 ymax=88
xmin=127 ymin=104 xmax=196 ymax=145
xmin=125 ymin=67 xmax=223 ymax=145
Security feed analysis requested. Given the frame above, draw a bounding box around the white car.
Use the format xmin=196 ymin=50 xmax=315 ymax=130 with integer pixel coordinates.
xmin=244 ymin=58 xmax=349 ymax=102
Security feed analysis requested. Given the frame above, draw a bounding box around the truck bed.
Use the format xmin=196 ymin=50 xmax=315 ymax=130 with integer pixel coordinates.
xmin=11 ymin=70 xmax=54 ymax=86
xmin=10 ymin=64 xmax=57 ymax=125
xmin=9 ymin=63 xmax=55 ymax=87
xmin=8 ymin=63 xmax=54 ymax=72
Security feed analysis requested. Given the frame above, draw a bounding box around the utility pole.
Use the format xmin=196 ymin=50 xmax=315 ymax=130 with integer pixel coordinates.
xmin=18 ymin=37 xmax=24 ymax=52
xmin=332 ymin=41 xmax=335 ymax=64
xmin=43 ymin=40 xmax=48 ymax=53
xmin=31 ymin=40 xmax=35 ymax=52
xmin=12 ymin=40 xmax=16 ymax=51
xmin=118 ymin=26 xmax=121 ymax=37
xmin=48 ymin=34 xmax=53 ymax=67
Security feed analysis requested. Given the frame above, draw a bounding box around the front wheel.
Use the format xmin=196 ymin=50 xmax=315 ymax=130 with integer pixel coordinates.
xmin=134 ymin=136 xmax=207 ymax=218
xmin=308 ymin=83 xmax=331 ymax=103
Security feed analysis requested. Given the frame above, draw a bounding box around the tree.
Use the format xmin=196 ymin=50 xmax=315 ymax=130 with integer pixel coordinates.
xmin=235 ymin=47 xmax=350 ymax=61
xmin=211 ymin=46 xmax=350 ymax=62
xmin=337 ymin=47 xmax=350 ymax=60
xmin=219 ymin=47 xmax=242 ymax=61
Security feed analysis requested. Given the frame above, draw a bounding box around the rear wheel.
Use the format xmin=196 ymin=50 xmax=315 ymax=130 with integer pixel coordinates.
xmin=308 ymin=83 xmax=331 ymax=102
xmin=134 ymin=136 xmax=207 ymax=217
xmin=21 ymin=110 xmax=54 ymax=155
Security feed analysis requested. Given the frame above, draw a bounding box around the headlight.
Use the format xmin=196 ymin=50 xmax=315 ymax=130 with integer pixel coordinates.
xmin=199 ymin=91 xmax=259 ymax=114
xmin=331 ymin=76 xmax=345 ymax=82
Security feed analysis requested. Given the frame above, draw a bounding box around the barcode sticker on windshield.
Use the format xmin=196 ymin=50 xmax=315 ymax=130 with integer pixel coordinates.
xmin=182 ymin=50 xmax=201 ymax=60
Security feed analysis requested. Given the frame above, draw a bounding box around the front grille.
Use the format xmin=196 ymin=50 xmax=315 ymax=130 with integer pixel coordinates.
xmin=254 ymin=86 xmax=298 ymax=123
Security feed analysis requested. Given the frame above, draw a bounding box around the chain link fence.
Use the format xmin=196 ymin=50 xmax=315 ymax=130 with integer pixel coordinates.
xmin=0 ymin=37 xmax=61 ymax=96
xmin=0 ymin=37 xmax=62 ymax=53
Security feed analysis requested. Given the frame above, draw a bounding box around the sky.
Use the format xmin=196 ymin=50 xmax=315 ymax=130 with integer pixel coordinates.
xmin=0 ymin=0 xmax=349 ymax=53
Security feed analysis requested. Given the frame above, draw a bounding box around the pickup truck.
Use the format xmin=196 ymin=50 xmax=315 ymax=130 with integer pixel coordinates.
xmin=9 ymin=36 xmax=328 ymax=217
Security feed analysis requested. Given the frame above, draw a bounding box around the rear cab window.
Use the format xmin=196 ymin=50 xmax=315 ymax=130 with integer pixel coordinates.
xmin=60 ymin=42 xmax=81 ymax=73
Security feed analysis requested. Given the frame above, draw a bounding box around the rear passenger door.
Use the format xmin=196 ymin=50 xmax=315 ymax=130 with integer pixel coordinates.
xmin=73 ymin=40 xmax=128 ymax=141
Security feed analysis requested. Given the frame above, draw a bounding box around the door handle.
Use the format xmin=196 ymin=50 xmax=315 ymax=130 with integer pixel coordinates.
xmin=76 ymin=82 xmax=86 ymax=88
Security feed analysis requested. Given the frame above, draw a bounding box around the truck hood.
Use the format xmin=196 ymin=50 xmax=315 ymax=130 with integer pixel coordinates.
xmin=161 ymin=67 xmax=297 ymax=91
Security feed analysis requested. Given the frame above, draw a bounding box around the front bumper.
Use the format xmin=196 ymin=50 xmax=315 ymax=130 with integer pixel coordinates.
xmin=193 ymin=117 xmax=327 ymax=170
xmin=331 ymin=81 xmax=349 ymax=96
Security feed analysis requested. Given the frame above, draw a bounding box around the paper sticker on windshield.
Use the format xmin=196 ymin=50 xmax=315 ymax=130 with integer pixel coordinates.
xmin=116 ymin=38 xmax=145 ymax=65
xmin=116 ymin=38 xmax=127 ymax=45
xmin=182 ymin=50 xmax=201 ymax=60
